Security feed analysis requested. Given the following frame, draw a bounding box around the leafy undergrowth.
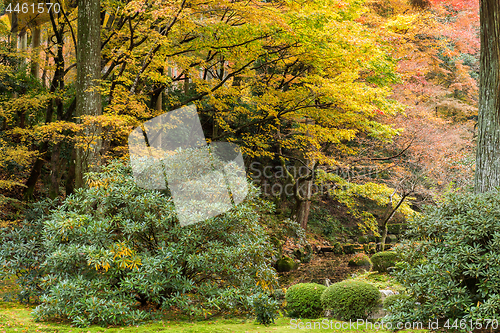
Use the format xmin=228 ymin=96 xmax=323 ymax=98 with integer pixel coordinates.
xmin=0 ymin=271 xmax=427 ymax=333
xmin=0 ymin=260 xmax=419 ymax=333
xmin=0 ymin=302 xmax=428 ymax=333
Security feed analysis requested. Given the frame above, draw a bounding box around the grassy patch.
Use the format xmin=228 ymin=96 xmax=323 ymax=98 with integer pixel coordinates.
xmin=349 ymin=271 xmax=404 ymax=293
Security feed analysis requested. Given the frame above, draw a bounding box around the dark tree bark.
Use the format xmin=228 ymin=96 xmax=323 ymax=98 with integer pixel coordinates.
xmin=10 ymin=12 xmax=17 ymax=50
xmin=475 ymin=0 xmax=500 ymax=193
xmin=295 ymin=118 xmax=315 ymax=232
xmin=65 ymin=147 xmax=77 ymax=196
xmin=31 ymin=26 xmax=41 ymax=78
xmin=49 ymin=143 xmax=61 ymax=199
xmin=75 ymin=0 xmax=103 ymax=188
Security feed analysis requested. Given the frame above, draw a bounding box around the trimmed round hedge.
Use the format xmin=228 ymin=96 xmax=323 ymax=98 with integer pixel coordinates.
xmin=285 ymin=283 xmax=327 ymax=318
xmin=321 ymin=280 xmax=381 ymax=321
xmin=371 ymin=251 xmax=399 ymax=273
xmin=348 ymin=253 xmax=371 ymax=267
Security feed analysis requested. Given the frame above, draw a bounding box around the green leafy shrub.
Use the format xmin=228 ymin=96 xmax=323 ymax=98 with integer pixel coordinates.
xmin=383 ymin=294 xmax=409 ymax=311
xmin=358 ymin=236 xmax=369 ymax=244
xmin=285 ymin=283 xmax=327 ymax=318
xmin=390 ymin=191 xmax=500 ymax=330
xmin=8 ymin=160 xmax=279 ymax=327
xmin=303 ymin=244 xmax=313 ymax=263
xmin=386 ymin=234 xmax=398 ymax=244
xmin=0 ymin=199 xmax=56 ymax=303
xmin=348 ymin=253 xmax=371 ymax=267
xmin=388 ymin=223 xmax=403 ymax=234
xmin=371 ymin=251 xmax=399 ymax=273
xmin=321 ymin=280 xmax=381 ymax=321
xmin=332 ymin=242 xmax=343 ymax=254
xmin=292 ymin=245 xmax=313 ymax=263
xmin=271 ymin=288 xmax=286 ymax=302
xmin=250 ymin=293 xmax=280 ymax=325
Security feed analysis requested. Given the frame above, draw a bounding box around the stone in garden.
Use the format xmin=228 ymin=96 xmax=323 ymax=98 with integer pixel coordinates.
xmin=368 ymin=290 xmax=394 ymax=320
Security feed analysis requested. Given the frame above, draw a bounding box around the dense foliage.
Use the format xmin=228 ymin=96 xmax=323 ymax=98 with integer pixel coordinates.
xmin=321 ymin=280 xmax=380 ymax=321
xmin=1 ymin=161 xmax=282 ymax=327
xmin=285 ymin=283 xmax=327 ymax=319
xmin=390 ymin=191 xmax=500 ymax=330
xmin=250 ymin=292 xmax=281 ymax=326
xmin=370 ymin=251 xmax=400 ymax=273
xmin=0 ymin=0 xmax=485 ymax=328
xmin=0 ymin=199 xmax=55 ymax=303
xmin=383 ymin=294 xmax=410 ymax=311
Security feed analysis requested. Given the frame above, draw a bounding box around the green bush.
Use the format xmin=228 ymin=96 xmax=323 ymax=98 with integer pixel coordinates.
xmin=250 ymin=293 xmax=280 ymax=325
xmin=307 ymin=208 xmax=344 ymax=243
xmin=390 ymin=191 xmax=500 ymax=330
xmin=388 ymin=223 xmax=403 ymax=234
xmin=332 ymin=242 xmax=343 ymax=254
xmin=292 ymin=245 xmax=313 ymax=263
xmin=285 ymin=283 xmax=327 ymax=318
xmin=383 ymin=294 xmax=410 ymax=311
xmin=321 ymin=280 xmax=380 ymax=321
xmin=348 ymin=253 xmax=371 ymax=267
xmin=1 ymin=159 xmax=281 ymax=327
xmin=0 ymin=199 xmax=56 ymax=303
xmin=358 ymin=236 xmax=369 ymax=244
xmin=371 ymin=251 xmax=399 ymax=273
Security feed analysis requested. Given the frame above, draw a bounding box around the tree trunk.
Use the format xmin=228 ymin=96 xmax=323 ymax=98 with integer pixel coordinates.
xmin=75 ymin=0 xmax=102 ymax=188
xmin=66 ymin=147 xmax=76 ymax=196
xmin=380 ymin=194 xmax=408 ymax=251
xmin=49 ymin=143 xmax=61 ymax=199
xmin=296 ymin=118 xmax=315 ymax=232
xmin=10 ymin=12 xmax=17 ymax=50
xmin=18 ymin=29 xmax=27 ymax=127
xmin=295 ymin=161 xmax=313 ymax=232
xmin=475 ymin=0 xmax=500 ymax=193
xmin=23 ymin=142 xmax=48 ymax=200
xmin=19 ymin=29 xmax=27 ymax=65
xmin=31 ymin=26 xmax=41 ymax=78
xmin=296 ymin=193 xmax=311 ymax=231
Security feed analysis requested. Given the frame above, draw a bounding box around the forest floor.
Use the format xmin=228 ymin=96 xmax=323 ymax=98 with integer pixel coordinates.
xmin=278 ymin=253 xmax=373 ymax=287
